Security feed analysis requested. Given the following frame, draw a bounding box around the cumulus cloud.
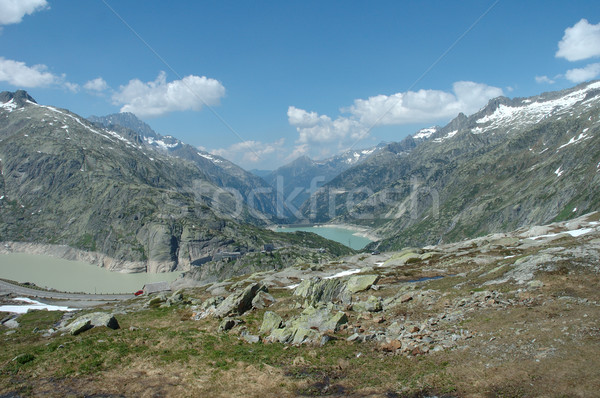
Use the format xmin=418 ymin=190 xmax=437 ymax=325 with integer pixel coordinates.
xmin=565 ymin=62 xmax=600 ymax=83
xmin=84 ymin=77 xmax=108 ymax=92
xmin=211 ymin=138 xmax=285 ymax=165
xmin=112 ymin=71 xmax=225 ymax=117
xmin=288 ymin=81 xmax=502 ymax=148
xmin=535 ymin=75 xmax=556 ymax=84
xmin=556 ymin=19 xmax=600 ymax=62
xmin=64 ymin=82 xmax=80 ymax=93
xmin=0 ymin=57 xmax=59 ymax=87
xmin=0 ymin=0 xmax=48 ymax=25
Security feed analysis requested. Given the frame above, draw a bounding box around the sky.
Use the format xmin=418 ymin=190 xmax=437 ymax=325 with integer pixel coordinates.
xmin=1 ymin=1 xmax=600 ymax=170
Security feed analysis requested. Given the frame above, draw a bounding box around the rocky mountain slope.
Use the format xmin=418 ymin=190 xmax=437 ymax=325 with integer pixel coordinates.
xmin=261 ymin=146 xmax=383 ymax=220
xmin=0 ymin=91 xmax=352 ymax=273
xmin=88 ymin=112 xmax=278 ymax=217
xmin=302 ymin=81 xmax=600 ymax=250
xmin=2 ymin=212 xmax=599 ymax=396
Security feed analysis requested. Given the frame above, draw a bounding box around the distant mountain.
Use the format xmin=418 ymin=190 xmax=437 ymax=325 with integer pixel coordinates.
xmin=88 ymin=112 xmax=277 ymax=217
xmin=249 ymin=169 xmax=272 ymax=178
xmin=302 ymin=81 xmax=600 ymax=250
xmin=0 ymin=92 xmax=352 ymax=274
xmin=263 ymin=146 xmax=384 ymax=220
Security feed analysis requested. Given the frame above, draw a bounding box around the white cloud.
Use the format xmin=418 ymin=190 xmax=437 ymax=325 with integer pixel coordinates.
xmin=0 ymin=57 xmax=59 ymax=87
xmin=64 ymin=82 xmax=80 ymax=93
xmin=84 ymin=77 xmax=108 ymax=92
xmin=565 ymin=62 xmax=600 ymax=83
xmin=288 ymin=81 xmax=502 ymax=147
xmin=0 ymin=0 xmax=48 ymax=25
xmin=211 ymin=138 xmax=285 ymax=165
xmin=535 ymin=75 xmax=556 ymax=84
xmin=556 ymin=19 xmax=600 ymax=62
xmin=112 ymin=71 xmax=225 ymax=117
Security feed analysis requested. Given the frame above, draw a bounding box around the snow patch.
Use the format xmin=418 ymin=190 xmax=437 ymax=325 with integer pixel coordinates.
xmin=197 ymin=152 xmax=222 ymax=163
xmin=433 ymin=130 xmax=458 ymax=142
xmin=555 ymin=166 xmax=564 ymax=177
xmin=474 ymin=82 xmax=600 ymax=135
xmin=528 ymin=227 xmax=595 ymax=240
xmin=414 ymin=127 xmax=437 ymax=139
xmin=144 ymin=136 xmax=179 ymax=150
xmin=558 ymin=132 xmax=591 ymax=149
xmin=0 ymin=99 xmax=17 ymax=112
xmin=324 ymin=269 xmax=361 ymax=279
xmin=0 ymin=297 xmax=77 ymax=314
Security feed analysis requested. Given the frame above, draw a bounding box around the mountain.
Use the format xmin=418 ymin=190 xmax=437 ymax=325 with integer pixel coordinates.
xmin=301 ymin=81 xmax=600 ymax=250
xmin=0 ymin=91 xmax=352 ymax=274
xmin=263 ymin=146 xmax=384 ymax=220
xmin=88 ymin=112 xmax=278 ymax=218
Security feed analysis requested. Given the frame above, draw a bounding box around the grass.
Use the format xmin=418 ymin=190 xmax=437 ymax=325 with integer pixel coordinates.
xmin=3 ymin=229 xmax=600 ymax=396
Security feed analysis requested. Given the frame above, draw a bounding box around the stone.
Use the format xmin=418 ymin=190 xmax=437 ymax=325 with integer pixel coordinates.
xmin=3 ymin=318 xmax=19 ymax=329
xmin=213 ymin=283 xmax=265 ymax=318
xmin=69 ymin=319 xmax=92 ymax=335
xmin=269 ymin=327 xmax=294 ymax=343
xmin=252 ymin=291 xmax=276 ymax=309
xmin=218 ymin=317 xmax=239 ymax=332
xmin=67 ymin=313 xmax=119 ymax=335
xmin=400 ymin=294 xmax=413 ymax=303
xmin=292 ymin=326 xmax=319 ymax=345
xmin=527 ymin=280 xmax=544 ymax=289
xmin=319 ymin=311 xmax=348 ymax=332
xmin=242 ymin=334 xmax=260 ymax=344
xmin=146 ymin=294 xmax=167 ymax=307
xmin=380 ymin=340 xmax=402 ymax=352
xmin=259 ymin=311 xmax=283 ymax=335
xmin=294 ymin=277 xmax=347 ymax=306
xmin=347 ymin=333 xmax=361 ymax=342
xmin=353 ymin=295 xmax=383 ymax=313
xmin=345 ymin=275 xmax=380 ymax=294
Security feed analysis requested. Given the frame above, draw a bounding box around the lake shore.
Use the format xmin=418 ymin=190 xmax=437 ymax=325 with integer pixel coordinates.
xmin=318 ymin=223 xmax=380 ymax=242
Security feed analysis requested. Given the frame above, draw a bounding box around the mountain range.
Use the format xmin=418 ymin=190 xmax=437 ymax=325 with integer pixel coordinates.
xmin=0 ymin=91 xmax=352 ymax=276
xmin=301 ymin=80 xmax=600 ymax=250
xmin=1 ymin=80 xmax=599 ymax=278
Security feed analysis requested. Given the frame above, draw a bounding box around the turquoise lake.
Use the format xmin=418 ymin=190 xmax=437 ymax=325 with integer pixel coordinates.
xmin=275 ymin=225 xmax=374 ymax=250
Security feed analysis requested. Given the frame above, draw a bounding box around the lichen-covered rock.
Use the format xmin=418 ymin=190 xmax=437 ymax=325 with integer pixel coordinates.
xmin=69 ymin=319 xmax=92 ymax=335
xmin=266 ymin=306 xmax=348 ymax=345
xmin=213 ymin=283 xmax=265 ymax=318
xmin=68 ymin=312 xmax=120 ymax=334
xmin=252 ymin=291 xmax=276 ymax=309
xmin=345 ymin=274 xmax=380 ymax=294
xmin=353 ymin=295 xmax=382 ymax=313
xmin=294 ymin=277 xmax=348 ymax=306
xmin=259 ymin=311 xmax=282 ymax=335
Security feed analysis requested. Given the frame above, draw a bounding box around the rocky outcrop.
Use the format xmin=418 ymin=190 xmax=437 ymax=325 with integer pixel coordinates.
xmin=263 ymin=305 xmax=348 ymax=345
xmin=66 ymin=312 xmax=120 ymax=335
xmin=213 ymin=283 xmax=266 ymax=318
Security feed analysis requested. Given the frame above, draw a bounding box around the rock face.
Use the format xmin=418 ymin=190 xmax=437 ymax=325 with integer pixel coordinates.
xmin=213 ymin=283 xmax=265 ymax=318
xmin=0 ymin=91 xmax=353 ymax=276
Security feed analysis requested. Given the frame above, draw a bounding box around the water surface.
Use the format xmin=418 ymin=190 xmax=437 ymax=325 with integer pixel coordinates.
xmin=0 ymin=253 xmax=181 ymax=294
xmin=276 ymin=225 xmax=373 ymax=250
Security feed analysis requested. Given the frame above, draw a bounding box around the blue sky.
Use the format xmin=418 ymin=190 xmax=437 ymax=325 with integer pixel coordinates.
xmin=1 ymin=1 xmax=600 ymax=170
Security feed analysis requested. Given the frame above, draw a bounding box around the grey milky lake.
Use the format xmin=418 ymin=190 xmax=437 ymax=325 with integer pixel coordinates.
xmin=0 ymin=253 xmax=181 ymax=294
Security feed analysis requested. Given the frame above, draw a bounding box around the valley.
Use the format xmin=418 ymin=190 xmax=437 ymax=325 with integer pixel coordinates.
xmin=1 ymin=80 xmax=600 ymax=397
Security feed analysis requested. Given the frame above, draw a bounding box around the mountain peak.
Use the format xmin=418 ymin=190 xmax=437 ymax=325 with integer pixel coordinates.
xmin=0 ymin=90 xmax=37 ymax=107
